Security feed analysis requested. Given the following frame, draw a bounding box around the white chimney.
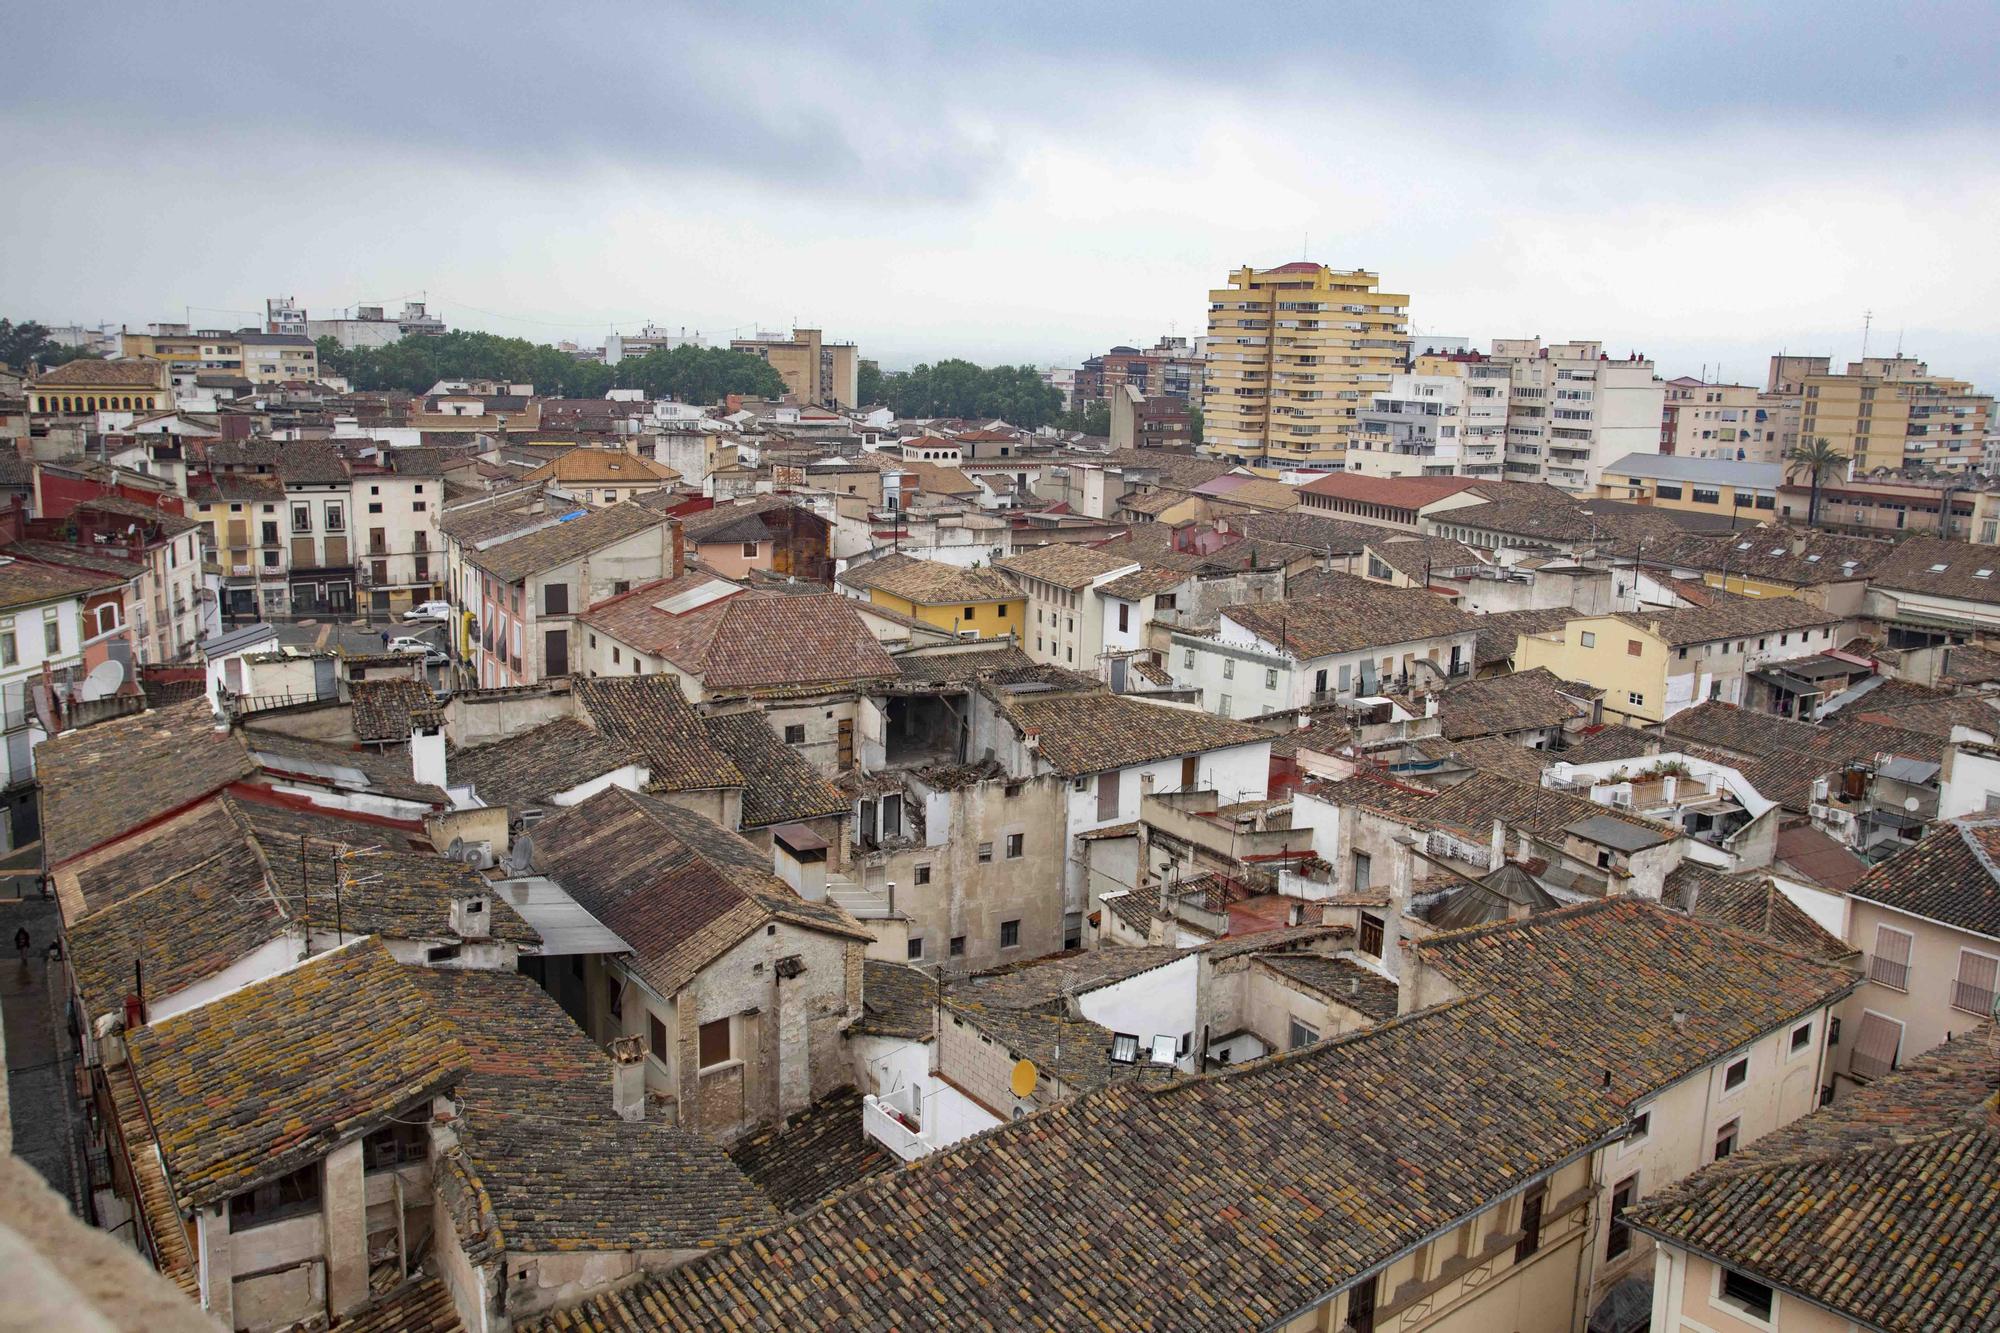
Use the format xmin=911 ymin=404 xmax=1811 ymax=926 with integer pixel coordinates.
xmin=610 ymin=1034 xmax=646 ymax=1121
xmin=450 ymin=892 xmax=490 ymax=940
xmin=411 ymin=711 xmax=447 ymax=791
xmin=1489 ymin=819 xmax=1505 ymax=870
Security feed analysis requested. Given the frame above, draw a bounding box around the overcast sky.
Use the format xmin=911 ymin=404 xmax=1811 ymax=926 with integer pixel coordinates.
xmin=4 ymin=2 xmax=1996 ymax=384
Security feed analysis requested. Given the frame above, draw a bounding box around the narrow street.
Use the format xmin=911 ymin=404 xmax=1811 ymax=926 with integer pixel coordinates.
xmin=1 ymin=894 xmax=83 ymax=1214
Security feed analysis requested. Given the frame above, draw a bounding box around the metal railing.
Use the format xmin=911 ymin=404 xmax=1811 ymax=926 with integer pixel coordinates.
xmin=1950 ymin=980 xmax=1995 ymax=1017
xmin=1867 ymin=953 xmax=1910 ymax=991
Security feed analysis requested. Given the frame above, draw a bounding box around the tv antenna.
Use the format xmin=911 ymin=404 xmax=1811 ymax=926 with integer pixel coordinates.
xmin=1860 ymin=310 xmax=1874 ymax=362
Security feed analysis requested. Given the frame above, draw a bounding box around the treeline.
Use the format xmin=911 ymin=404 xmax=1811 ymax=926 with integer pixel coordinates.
xmin=880 ymin=359 xmax=1064 ymax=428
xmin=0 ymin=319 xmax=102 ymax=369
xmin=316 ymin=331 xmax=785 ymax=403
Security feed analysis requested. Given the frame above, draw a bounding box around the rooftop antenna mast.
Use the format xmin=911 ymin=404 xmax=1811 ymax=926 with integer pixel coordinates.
xmin=1860 ymin=310 xmax=1874 ymax=363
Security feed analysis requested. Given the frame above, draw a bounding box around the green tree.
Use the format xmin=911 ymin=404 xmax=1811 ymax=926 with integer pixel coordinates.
xmin=616 ymin=345 xmax=786 ymax=404
xmin=1058 ymin=400 xmax=1112 ymax=437
xmin=856 ymin=359 xmax=885 ymax=406
xmin=884 ymin=359 xmax=1062 ymax=427
xmin=1785 ymin=436 xmax=1850 ymax=528
xmin=1188 ymin=403 xmax=1204 ymax=445
xmin=0 ymin=319 xmax=55 ymax=368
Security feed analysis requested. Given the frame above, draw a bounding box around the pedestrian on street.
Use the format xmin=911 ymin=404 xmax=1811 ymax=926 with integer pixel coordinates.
xmin=380 ymin=629 xmax=391 ymax=652
xmin=13 ymin=925 xmax=28 ymax=963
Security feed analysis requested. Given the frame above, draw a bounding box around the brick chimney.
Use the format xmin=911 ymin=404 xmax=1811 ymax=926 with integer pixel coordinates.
xmin=610 ymin=1034 xmax=647 ymax=1121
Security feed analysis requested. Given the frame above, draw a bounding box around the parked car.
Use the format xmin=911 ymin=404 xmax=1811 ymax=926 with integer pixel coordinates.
xmin=403 ymin=600 xmax=452 ymax=623
xmin=387 ymin=636 xmax=449 ymax=666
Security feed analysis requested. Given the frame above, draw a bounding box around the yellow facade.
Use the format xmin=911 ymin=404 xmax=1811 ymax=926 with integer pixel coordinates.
xmin=861 ymin=587 xmax=1024 ymax=640
xmin=728 ymin=328 xmax=859 ymax=409
xmin=1596 ymin=470 xmax=1776 ymax=519
xmin=1799 ymin=358 xmax=1992 ymax=473
xmin=120 ymin=330 xmax=243 ymax=376
xmin=1202 ymin=263 xmax=1410 ymax=469
xmin=1513 ymin=616 xmax=1671 ymax=726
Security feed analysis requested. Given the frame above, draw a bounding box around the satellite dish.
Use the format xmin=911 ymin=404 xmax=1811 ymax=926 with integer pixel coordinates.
xmin=1009 ymin=1058 xmax=1038 ymax=1099
xmin=506 ymin=834 xmax=534 ymax=875
xmin=1904 ymin=797 xmax=1921 ymax=812
xmin=78 ymin=658 xmax=125 ymax=702
xmin=446 ymin=837 xmax=465 ymax=862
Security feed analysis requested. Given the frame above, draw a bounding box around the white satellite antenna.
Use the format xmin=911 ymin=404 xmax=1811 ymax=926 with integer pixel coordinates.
xmin=446 ymin=837 xmax=465 ymax=862
xmin=78 ymin=658 xmax=125 ymax=702
xmin=504 ymin=834 xmax=534 ymax=876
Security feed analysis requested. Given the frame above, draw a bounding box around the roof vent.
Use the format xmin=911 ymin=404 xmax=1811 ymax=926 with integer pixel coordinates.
xmin=1670 ymin=1002 xmax=1688 ymax=1027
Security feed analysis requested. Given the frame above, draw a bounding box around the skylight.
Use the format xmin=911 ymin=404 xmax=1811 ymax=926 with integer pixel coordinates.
xmin=1768 ymin=547 xmax=1785 ymax=556
xmin=1930 ymin=563 xmax=1950 ymax=573
xmin=1805 ymin=554 xmax=1822 ymax=563
xmin=1978 ymin=570 xmax=1993 ymax=579
xmin=1735 ymin=542 xmax=1752 ymax=551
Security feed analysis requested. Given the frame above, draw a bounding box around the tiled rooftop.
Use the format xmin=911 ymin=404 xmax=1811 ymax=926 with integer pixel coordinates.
xmin=1223 ymin=572 xmax=1479 ymax=659
xmin=840 ymin=551 xmax=1021 ymax=605
xmin=726 ymin=1087 xmax=895 ymax=1214
xmin=1847 ymin=817 xmax=2000 ymax=940
xmin=1002 ymin=691 xmax=1270 ymax=776
xmin=573 ymin=675 xmax=744 ymax=792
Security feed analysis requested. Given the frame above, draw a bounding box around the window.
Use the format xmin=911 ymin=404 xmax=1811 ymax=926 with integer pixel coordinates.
xmin=914 ymin=863 xmax=931 ymax=886
xmin=1000 ymin=919 xmax=1020 ymax=948
xmin=742 ymin=541 xmax=759 ymax=558
xmin=0 ymin=628 xmax=15 ymax=667
xmin=1344 ymin=1273 xmax=1377 ymax=1333
xmin=544 ymin=583 xmax=569 ymax=615
xmin=1222 ymin=658 xmax=1235 ymax=680
xmin=907 ymin=936 xmax=925 ymax=961
xmin=1183 ymin=648 xmax=1194 ymax=668
xmin=607 ymin=973 xmax=623 ymax=1019
xmin=291 ymin=502 xmax=311 ymax=533
xmin=1870 ymin=924 xmax=1913 ymax=990
xmin=1714 ymin=1118 xmax=1739 ymax=1160
xmin=1850 ymin=1010 xmax=1902 ymax=1080
xmin=949 ymin=935 xmax=965 ymax=957
xmin=1627 ymin=691 xmax=1645 ymax=707
xmin=1515 ymin=1184 xmax=1545 ymax=1261
xmin=612 ymin=580 xmax=630 ymax=595
xmin=1626 ymin=639 xmax=1641 ymax=657
xmin=93 ymin=604 xmax=118 ymax=636
xmin=1655 ymin=483 xmax=1683 ymax=500
xmin=1288 ymin=1018 xmax=1319 ymax=1050
xmin=1117 ymin=603 xmax=1129 ymax=633
xmin=1717 ymin=1268 xmax=1775 ymax=1322
xmin=1358 ymin=912 xmax=1384 ymax=958
xmin=363 ymin=1120 xmax=428 ymax=1172
xmin=1692 ymin=488 xmax=1721 ymax=505
xmin=1723 ymin=1056 xmax=1749 ymax=1092
xmin=324 ymin=502 xmax=344 ymax=532
xmin=1952 ymin=948 xmax=2000 ymax=1016
xmin=641 ymin=1013 xmax=666 ymax=1063
xmin=698 ymin=1018 xmax=731 ymax=1068
xmin=1006 ymin=832 xmax=1024 ymax=859
xmin=229 ymin=1162 xmax=321 ymax=1229
xmin=1264 ymin=667 xmax=1278 ymax=689
xmin=368 ymin=501 xmax=383 ymax=514
xmin=1789 ymin=1021 xmax=1813 ymax=1054
xmin=1625 ymin=1109 xmax=1650 ymax=1146
xmin=977 ymin=841 xmax=994 ymax=863
xmin=1606 ymin=1175 xmax=1637 ymax=1259
xmin=42 ymin=612 xmax=59 ymax=656
xmin=1579 ymin=630 xmax=1596 ymax=647
xmin=783 ymin=724 xmax=806 ymax=745
xmin=1218 ymin=695 xmax=1231 ymax=718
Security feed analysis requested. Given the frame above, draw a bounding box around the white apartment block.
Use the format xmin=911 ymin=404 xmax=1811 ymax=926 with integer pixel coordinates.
xmin=1491 ymin=338 xmax=1666 ymax=492
xmin=1346 ymin=368 xmax=1510 ymax=480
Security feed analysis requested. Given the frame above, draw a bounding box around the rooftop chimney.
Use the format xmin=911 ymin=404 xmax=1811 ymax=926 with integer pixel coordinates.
xmin=411 ymin=709 xmax=447 ymax=791
xmin=610 ymin=1034 xmax=646 ymax=1122
xmin=1489 ymin=819 xmax=1506 ymax=870
xmin=450 ymin=892 xmax=490 ymax=940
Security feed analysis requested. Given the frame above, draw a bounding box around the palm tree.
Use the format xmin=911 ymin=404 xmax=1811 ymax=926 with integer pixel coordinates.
xmin=1786 ymin=436 xmax=1850 ymax=529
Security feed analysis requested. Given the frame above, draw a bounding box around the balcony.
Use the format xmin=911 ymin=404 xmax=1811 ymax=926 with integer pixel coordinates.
xmin=1868 ymin=953 xmax=1910 ymax=991
xmin=1950 ymin=979 xmax=1995 ymax=1017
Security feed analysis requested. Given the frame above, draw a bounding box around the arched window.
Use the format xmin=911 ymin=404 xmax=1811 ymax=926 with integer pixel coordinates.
xmin=93 ymin=604 xmax=120 ymax=637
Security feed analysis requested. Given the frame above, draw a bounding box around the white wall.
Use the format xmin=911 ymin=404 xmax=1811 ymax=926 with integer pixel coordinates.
xmin=1076 ymin=954 xmax=1200 ymax=1071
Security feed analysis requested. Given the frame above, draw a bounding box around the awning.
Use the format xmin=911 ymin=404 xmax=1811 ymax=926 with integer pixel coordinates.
xmin=491 ymin=875 xmax=632 ymax=955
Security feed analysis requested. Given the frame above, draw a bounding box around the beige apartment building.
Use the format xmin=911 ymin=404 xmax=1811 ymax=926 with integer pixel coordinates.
xmin=1202 ymin=263 xmax=1410 ymax=470
xmin=1661 ymin=377 xmax=1793 ymax=463
xmin=1798 ymin=354 xmax=1993 ymax=473
xmin=729 ymin=327 xmax=859 ymax=409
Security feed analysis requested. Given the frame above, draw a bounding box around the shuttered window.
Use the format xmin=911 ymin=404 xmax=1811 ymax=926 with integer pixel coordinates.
xmin=1850 ymin=1011 xmax=1902 ymax=1081
xmin=1952 ymin=949 xmax=1999 ymax=1017
xmin=1869 ymin=924 xmax=1913 ymax=991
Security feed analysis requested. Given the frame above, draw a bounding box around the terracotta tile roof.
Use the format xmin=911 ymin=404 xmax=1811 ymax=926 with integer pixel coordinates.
xmin=101 ymin=1061 xmax=199 ymax=1296
xmin=522 ymin=447 xmax=680 ymax=485
xmin=1665 ymin=861 xmax=1857 ymax=962
xmin=1255 ymin=954 xmax=1399 ymax=1019
xmin=1867 ymin=534 xmax=2000 ymax=605
xmin=127 ymin=938 xmax=467 ymax=1212
xmin=328 ymin=1276 xmax=465 ymax=1333
xmin=515 ymin=994 xmax=1626 ymax=1333
xmin=1116 ymin=487 xmax=1184 ymax=517
xmin=1002 ymin=691 xmax=1269 ymax=776
xmin=1222 ymin=573 xmax=1479 ymax=659
xmin=1471 ymin=606 xmax=1572 ymax=668
xmin=1405 ymin=771 xmax=1674 ymax=847
xmin=58 ymin=799 xmax=240 ymax=922
xmin=64 ymin=830 xmax=286 ymax=1022
xmin=1609 ymin=594 xmax=1842 ymax=646
xmin=36 ymin=698 xmax=258 ymax=867
xmin=893 ymin=644 xmax=1037 ymax=683
xmin=702 ymin=711 xmax=848 ymax=827
xmin=1416 ymin=898 xmax=1859 ymax=1104
xmin=415 ymin=966 xmax=778 ymax=1253
xmin=1364 ymin=536 xmax=1487 ymax=583
xmin=4 ymin=538 xmax=145 ymax=579
xmin=1854 ymin=691 xmax=2000 ymax=740
xmin=1412 ymin=733 xmax=1550 ymax=784
xmin=994 ymin=542 xmax=1137 ymax=589
xmin=679 ymin=495 xmax=816 ymax=545
xmin=451 ymin=718 xmax=632 ymax=809
xmin=839 ymin=552 xmax=1021 ymax=605
xmin=1226 ymin=509 xmax=1381 ymax=555
xmin=1650 ymin=527 xmax=1892 ymax=586
xmin=1941 ymin=643 xmax=2000 ymax=686
xmin=529 ymin=788 xmax=869 ymax=999
xmin=1555 ymin=726 xmax=1657 ymax=766
xmin=1772 ymin=821 xmax=1868 ymax=892
xmin=1097 ymin=564 xmax=1190 ymax=599
xmin=1847 ymin=818 xmax=2000 ymax=940
xmin=851 ymin=959 xmax=939 ymax=1039
xmin=1096 ymin=447 xmax=1236 ymax=489
xmin=957 ymin=946 xmax=1187 ymax=1012
xmin=1660 ymin=701 xmax=1819 ymax=760
xmin=350 ymin=676 xmax=436 ymax=742
xmin=469 ymin=503 xmax=669 ymax=583
xmin=32 ymin=359 xmax=168 ymax=387
xmin=0 ymin=556 xmax=123 ymax=610
xmin=1627 ymin=1027 xmax=2000 ymax=1332
xmin=275 ymin=440 xmax=352 ymax=485
xmin=583 ymin=584 xmax=897 ymax=695
xmin=1433 ymin=667 xmax=1591 ymax=740
xmin=234 ymin=797 xmax=538 ymax=945
xmin=74 ymin=494 xmax=201 ymax=539
xmin=727 ymin=1087 xmax=895 ymax=1214
xmin=1298 ymin=473 xmax=1487 ymax=507
xmin=1267 ymin=714 xmax=1354 ymax=760
xmin=573 ymin=675 xmax=744 ymax=792
xmin=246 ymin=731 xmax=450 ymax=806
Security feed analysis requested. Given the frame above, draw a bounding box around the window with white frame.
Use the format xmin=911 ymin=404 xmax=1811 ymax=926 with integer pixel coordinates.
xmin=1870 ymin=923 xmax=1913 ymax=991
xmin=1952 ymin=948 xmax=1999 ymax=1017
